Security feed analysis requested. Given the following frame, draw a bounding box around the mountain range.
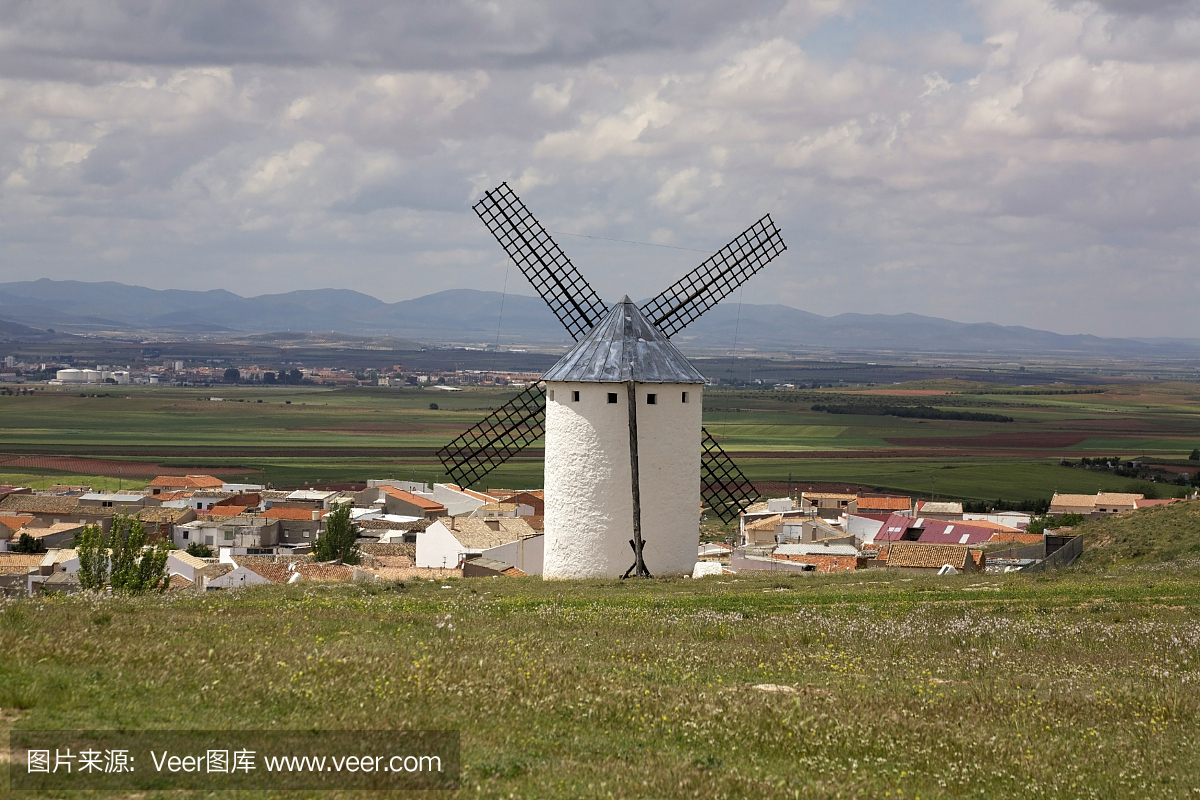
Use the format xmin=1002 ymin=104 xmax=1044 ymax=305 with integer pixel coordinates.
xmin=1 ymin=278 xmax=1197 ymax=359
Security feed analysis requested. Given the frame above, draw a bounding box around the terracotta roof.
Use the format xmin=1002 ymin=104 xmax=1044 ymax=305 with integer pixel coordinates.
xmin=201 ymin=506 xmax=248 ymax=518
xmin=855 ymin=496 xmax=912 ymax=511
xmin=0 ymin=514 xmax=35 ymax=533
xmin=521 ymin=515 xmax=544 ymax=531
xmin=989 ymin=532 xmax=1044 ymax=545
xmin=1135 ymin=498 xmax=1183 ymax=508
xmin=1095 ymin=493 xmax=1144 ymax=505
xmin=167 ymin=574 xmax=194 ymax=591
xmin=0 ymin=495 xmax=79 ymax=514
xmin=149 ymin=475 xmax=224 ymax=489
xmin=382 ymin=487 xmax=446 ymax=510
xmin=501 ymin=566 xmax=527 ymax=576
xmin=260 ymin=508 xmax=329 ymax=521
xmin=885 ymin=543 xmax=972 ymax=570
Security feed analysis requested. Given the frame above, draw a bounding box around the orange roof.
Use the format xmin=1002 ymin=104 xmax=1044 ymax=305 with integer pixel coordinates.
xmin=261 ymin=508 xmax=329 ymax=521
xmin=202 ymin=506 xmax=247 ymax=518
xmin=856 ymin=496 xmax=911 ymax=511
xmin=952 ymin=519 xmax=1022 ymax=534
xmin=989 ymin=531 xmax=1044 ymax=544
xmin=382 ymin=487 xmax=446 ymax=510
xmin=150 ymin=475 xmax=224 ymax=489
xmin=0 ymin=514 xmax=34 ymax=533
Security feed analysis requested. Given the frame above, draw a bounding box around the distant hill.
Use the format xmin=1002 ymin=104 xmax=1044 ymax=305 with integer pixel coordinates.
xmin=2 ymin=278 xmax=1199 ymax=358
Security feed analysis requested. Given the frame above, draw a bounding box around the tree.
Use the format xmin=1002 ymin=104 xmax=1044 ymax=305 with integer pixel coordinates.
xmin=1191 ymin=448 xmax=1200 ymax=461
xmin=314 ymin=503 xmax=358 ymax=564
xmin=428 ymin=402 xmax=439 ymax=410
xmin=186 ymin=542 xmax=213 ymax=558
xmin=224 ymin=368 xmax=240 ymax=383
xmin=76 ymin=515 xmax=171 ymax=594
xmin=11 ymin=532 xmax=42 ymax=553
xmin=1026 ymin=513 xmax=1085 ymax=536
xmin=76 ymin=524 xmax=109 ymax=591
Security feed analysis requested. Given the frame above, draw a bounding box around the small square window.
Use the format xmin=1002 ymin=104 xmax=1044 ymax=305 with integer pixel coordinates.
xmin=548 ymin=390 xmax=555 ymax=401
xmin=646 ymin=394 xmax=657 ymax=405
xmin=572 ymin=391 xmax=580 ymax=402
xmin=681 ymin=391 xmax=689 ymax=403
xmin=607 ymin=393 xmax=617 ymax=404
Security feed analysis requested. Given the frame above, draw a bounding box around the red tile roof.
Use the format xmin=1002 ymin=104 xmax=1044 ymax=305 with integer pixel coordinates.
xmin=150 ymin=475 xmax=224 ymax=489
xmin=856 ymin=496 xmax=912 ymax=511
xmin=382 ymin=487 xmax=446 ymax=510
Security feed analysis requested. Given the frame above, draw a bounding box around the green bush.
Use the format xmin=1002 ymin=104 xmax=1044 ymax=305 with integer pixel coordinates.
xmin=185 ymin=542 xmax=213 ymax=558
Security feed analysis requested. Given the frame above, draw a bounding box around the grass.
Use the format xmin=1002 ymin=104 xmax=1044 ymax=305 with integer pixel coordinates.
xmin=1074 ymin=500 xmax=1200 ymax=569
xmin=2 ymin=569 xmax=1199 ymax=799
xmin=1 ymin=381 xmax=1198 ymax=499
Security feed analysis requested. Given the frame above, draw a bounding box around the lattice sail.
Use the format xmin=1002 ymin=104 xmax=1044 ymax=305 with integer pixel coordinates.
xmin=474 ymin=183 xmax=609 ymax=341
xmin=700 ymin=427 xmax=760 ymax=524
xmin=640 ymin=215 xmax=786 ymax=339
xmin=437 ymin=383 xmax=546 ymax=488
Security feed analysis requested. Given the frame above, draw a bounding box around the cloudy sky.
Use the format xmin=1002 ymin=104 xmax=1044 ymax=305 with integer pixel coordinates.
xmin=1 ymin=0 xmax=1198 ymax=337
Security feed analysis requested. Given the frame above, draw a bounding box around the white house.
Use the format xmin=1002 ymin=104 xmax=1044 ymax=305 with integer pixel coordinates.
xmin=416 ymin=517 xmax=541 ymax=572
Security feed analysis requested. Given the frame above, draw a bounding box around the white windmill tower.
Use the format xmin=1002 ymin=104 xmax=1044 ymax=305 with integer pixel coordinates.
xmin=540 ymin=297 xmax=706 ymax=578
xmin=438 ymin=184 xmax=787 ymax=578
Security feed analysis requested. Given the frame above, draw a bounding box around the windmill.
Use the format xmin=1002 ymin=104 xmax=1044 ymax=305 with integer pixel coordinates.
xmin=438 ymin=183 xmax=786 ymax=578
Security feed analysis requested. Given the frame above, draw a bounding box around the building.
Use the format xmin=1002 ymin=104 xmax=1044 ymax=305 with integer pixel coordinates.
xmin=913 ymin=501 xmax=963 ymax=521
xmin=884 ymin=543 xmax=983 ymax=574
xmin=798 ymin=492 xmax=856 ymax=519
xmin=542 ymin=298 xmax=706 ymax=579
xmin=258 ymin=507 xmax=328 ymax=546
xmin=416 ymin=516 xmax=541 ymax=573
xmin=851 ymin=495 xmax=913 ymax=515
xmin=148 ymin=475 xmax=225 ymax=495
xmin=380 ymin=487 xmax=448 ymax=520
xmin=771 ymin=542 xmax=864 ymax=572
xmin=1050 ymin=492 xmax=1144 ymax=516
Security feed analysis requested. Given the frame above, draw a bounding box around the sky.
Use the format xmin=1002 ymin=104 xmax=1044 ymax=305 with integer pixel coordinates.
xmin=1 ymin=0 xmax=1199 ymax=338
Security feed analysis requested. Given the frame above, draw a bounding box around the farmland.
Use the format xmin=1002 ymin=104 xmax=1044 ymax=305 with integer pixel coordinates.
xmin=0 ymin=379 xmax=1198 ymax=501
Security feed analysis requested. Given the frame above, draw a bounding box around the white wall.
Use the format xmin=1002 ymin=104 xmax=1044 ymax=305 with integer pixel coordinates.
xmin=845 ymin=514 xmax=886 ymax=543
xmin=543 ymin=381 xmax=702 ymax=579
xmin=415 ymin=520 xmax=470 ymax=569
xmin=206 ymin=566 xmax=271 ymax=590
xmin=482 ymin=534 xmax=544 ymax=576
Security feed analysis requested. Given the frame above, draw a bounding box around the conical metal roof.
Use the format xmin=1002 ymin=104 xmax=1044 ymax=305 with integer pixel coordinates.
xmin=542 ymin=297 xmax=706 ymax=384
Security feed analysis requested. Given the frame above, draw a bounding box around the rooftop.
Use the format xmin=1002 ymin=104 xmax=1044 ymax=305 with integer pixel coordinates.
xmin=149 ymin=475 xmax=224 ymax=489
xmin=885 ymin=543 xmax=972 ymax=570
xmin=542 ymin=297 xmax=706 ymax=384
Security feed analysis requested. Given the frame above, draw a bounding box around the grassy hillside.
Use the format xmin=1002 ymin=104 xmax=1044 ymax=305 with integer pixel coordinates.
xmin=2 ymin=572 xmax=1199 ymax=799
xmin=1076 ymin=499 xmax=1200 ymax=569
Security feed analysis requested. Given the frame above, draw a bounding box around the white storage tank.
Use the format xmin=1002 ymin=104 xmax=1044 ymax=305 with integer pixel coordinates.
xmin=56 ymin=369 xmax=85 ymax=383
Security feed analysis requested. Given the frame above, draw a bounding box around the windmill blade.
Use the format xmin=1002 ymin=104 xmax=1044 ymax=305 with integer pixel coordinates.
xmin=437 ymin=383 xmax=547 ymax=488
xmin=640 ymin=215 xmax=786 ymax=339
xmin=474 ymin=183 xmax=609 ymax=341
xmin=700 ymin=427 xmax=761 ymax=524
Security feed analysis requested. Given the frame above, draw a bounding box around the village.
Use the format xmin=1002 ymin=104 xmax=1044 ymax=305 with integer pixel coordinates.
xmin=0 ymin=472 xmax=1189 ymax=596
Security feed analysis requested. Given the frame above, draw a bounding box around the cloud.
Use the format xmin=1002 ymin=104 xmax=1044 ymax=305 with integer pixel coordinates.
xmin=0 ymin=0 xmax=1199 ymax=337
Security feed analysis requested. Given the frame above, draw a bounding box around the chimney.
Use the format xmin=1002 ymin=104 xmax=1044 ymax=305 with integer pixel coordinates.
xmin=311 ymin=510 xmax=320 ymax=521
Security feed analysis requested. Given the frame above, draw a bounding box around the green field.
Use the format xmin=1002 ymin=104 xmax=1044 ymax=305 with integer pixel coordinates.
xmin=1 ymin=381 xmax=1199 ymax=501
xmin=3 ymin=564 xmax=1199 ymax=798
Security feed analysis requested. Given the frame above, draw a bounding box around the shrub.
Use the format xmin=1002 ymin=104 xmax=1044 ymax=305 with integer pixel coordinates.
xmin=186 ymin=542 xmax=213 ymax=558
xmin=314 ymin=503 xmax=358 ymax=565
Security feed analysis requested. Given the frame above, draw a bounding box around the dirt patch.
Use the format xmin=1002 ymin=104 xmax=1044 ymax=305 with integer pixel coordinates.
xmin=0 ymin=456 xmax=258 ymax=477
xmin=883 ymin=432 xmax=1090 ymax=449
